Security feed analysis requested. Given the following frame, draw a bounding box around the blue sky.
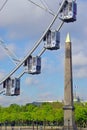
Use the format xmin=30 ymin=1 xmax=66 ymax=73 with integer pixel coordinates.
xmin=0 ymin=0 xmax=87 ymax=106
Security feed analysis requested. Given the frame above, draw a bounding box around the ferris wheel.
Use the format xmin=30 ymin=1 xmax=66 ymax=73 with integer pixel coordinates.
xmin=0 ymin=0 xmax=77 ymax=96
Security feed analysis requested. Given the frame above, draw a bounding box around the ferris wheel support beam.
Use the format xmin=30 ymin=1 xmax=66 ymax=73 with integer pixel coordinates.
xmin=0 ymin=0 xmax=66 ymax=85
xmin=17 ymin=70 xmax=25 ymax=79
xmin=38 ymin=48 xmax=46 ymax=57
xmin=57 ymin=21 xmax=64 ymax=32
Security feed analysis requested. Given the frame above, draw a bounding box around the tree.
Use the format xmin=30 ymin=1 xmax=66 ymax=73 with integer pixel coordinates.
xmin=75 ymin=103 xmax=87 ymax=127
xmin=54 ymin=108 xmax=63 ymax=125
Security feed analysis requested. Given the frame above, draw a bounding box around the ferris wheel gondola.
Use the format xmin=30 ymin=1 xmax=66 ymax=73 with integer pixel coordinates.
xmin=59 ymin=0 xmax=77 ymax=22
xmin=43 ymin=30 xmax=60 ymax=50
xmin=3 ymin=77 xmax=20 ymax=96
xmin=24 ymin=55 xmax=41 ymax=74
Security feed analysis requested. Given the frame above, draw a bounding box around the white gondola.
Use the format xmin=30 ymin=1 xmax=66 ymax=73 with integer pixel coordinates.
xmin=59 ymin=0 xmax=77 ymax=22
xmin=24 ymin=56 xmax=41 ymax=74
xmin=43 ymin=30 xmax=60 ymax=50
xmin=3 ymin=77 xmax=20 ymax=96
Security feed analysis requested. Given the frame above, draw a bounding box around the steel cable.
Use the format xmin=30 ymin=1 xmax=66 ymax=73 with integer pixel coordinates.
xmin=0 ymin=0 xmax=8 ymax=12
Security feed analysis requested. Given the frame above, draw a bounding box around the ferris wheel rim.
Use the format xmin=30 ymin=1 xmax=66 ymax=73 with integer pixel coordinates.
xmin=0 ymin=0 xmax=66 ymax=85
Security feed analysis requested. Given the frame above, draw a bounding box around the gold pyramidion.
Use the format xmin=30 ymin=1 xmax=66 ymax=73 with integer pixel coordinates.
xmin=65 ymin=33 xmax=71 ymax=43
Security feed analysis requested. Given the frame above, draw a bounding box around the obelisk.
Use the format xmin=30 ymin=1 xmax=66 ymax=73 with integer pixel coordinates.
xmin=63 ymin=33 xmax=77 ymax=130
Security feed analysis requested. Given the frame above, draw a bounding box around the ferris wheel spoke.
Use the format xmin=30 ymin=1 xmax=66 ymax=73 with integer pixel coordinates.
xmin=27 ymin=0 xmax=55 ymax=16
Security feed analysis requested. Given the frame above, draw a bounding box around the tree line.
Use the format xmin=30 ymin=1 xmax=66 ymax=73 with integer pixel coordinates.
xmin=0 ymin=102 xmax=87 ymax=128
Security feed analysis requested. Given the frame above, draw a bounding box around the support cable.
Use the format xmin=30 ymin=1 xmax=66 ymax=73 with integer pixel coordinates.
xmin=40 ymin=0 xmax=48 ymax=9
xmin=0 ymin=0 xmax=8 ymax=12
xmin=0 ymin=40 xmax=20 ymax=65
xmin=40 ymin=0 xmax=55 ymax=16
xmin=27 ymin=0 xmax=55 ymax=16
xmin=0 ymin=89 xmax=5 ymax=95
xmin=0 ymin=0 xmax=66 ymax=85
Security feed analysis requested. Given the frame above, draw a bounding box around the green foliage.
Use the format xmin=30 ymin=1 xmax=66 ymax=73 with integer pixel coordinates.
xmin=75 ymin=103 xmax=87 ymax=127
xmin=0 ymin=102 xmax=87 ymax=127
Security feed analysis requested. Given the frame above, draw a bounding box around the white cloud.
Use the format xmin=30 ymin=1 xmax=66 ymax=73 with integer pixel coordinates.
xmin=72 ymin=52 xmax=87 ymax=67
xmin=25 ymin=77 xmax=39 ymax=86
xmin=73 ymin=67 xmax=87 ymax=78
xmin=37 ymin=92 xmax=57 ymax=102
xmin=42 ymin=56 xmax=61 ymax=73
xmin=0 ymin=95 xmax=32 ymax=106
xmin=0 ymin=0 xmax=53 ymax=40
xmin=72 ymin=39 xmax=87 ymax=79
xmin=72 ymin=50 xmax=87 ymax=78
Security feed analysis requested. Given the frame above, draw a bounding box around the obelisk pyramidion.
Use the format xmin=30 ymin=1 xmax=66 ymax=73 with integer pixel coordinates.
xmin=63 ymin=33 xmax=77 ymax=130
